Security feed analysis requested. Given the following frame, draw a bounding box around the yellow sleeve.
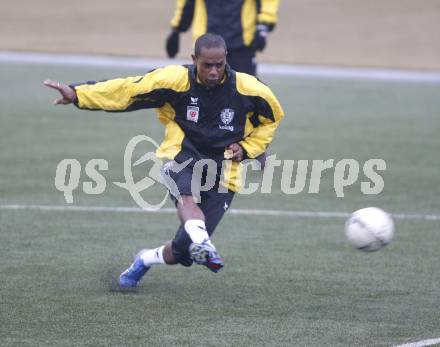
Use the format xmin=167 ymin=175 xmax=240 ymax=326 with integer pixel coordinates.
xmin=240 ymin=116 xmax=282 ymax=159
xmin=170 ymin=0 xmax=195 ymax=32
xmin=257 ymin=0 xmax=280 ymax=26
xmin=236 ymin=73 xmax=284 ymax=159
xmin=74 ymin=76 xmax=145 ymax=111
xmin=73 ymin=65 xmax=190 ymax=112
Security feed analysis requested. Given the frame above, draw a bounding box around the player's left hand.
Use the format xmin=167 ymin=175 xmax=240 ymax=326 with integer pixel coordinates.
xmin=227 ymin=143 xmax=244 ymax=162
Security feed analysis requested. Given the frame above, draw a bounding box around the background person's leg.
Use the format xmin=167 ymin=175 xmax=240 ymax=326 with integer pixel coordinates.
xmin=226 ymin=47 xmax=257 ymax=76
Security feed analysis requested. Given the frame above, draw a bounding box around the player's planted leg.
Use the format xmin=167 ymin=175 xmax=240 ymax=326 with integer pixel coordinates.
xmin=119 ymin=246 xmax=165 ymax=288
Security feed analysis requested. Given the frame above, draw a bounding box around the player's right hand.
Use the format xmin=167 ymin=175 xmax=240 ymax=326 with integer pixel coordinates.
xmin=165 ymin=29 xmax=180 ymax=58
xmin=43 ymin=80 xmax=77 ymax=105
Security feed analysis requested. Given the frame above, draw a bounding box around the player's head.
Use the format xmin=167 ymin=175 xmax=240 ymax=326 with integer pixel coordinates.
xmin=192 ymin=33 xmax=227 ymax=88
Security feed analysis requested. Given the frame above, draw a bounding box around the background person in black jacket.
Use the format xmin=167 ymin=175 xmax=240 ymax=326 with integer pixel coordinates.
xmin=166 ymin=0 xmax=281 ymax=168
xmin=165 ymin=0 xmax=280 ymax=76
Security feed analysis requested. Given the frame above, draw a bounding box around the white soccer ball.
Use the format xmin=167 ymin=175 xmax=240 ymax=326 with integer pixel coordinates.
xmin=345 ymin=207 xmax=394 ymax=251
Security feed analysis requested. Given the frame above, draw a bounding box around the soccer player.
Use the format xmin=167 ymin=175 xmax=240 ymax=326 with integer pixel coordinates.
xmin=165 ymin=0 xmax=280 ymax=76
xmin=44 ymin=33 xmax=284 ymax=288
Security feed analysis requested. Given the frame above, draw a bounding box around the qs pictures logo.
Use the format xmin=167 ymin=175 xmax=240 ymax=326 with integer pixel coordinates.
xmin=54 ymin=135 xmax=169 ymax=211
xmin=54 ymin=135 xmax=388 ymax=210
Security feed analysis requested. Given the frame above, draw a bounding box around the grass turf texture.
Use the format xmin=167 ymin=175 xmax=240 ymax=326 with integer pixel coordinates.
xmin=0 ymin=63 xmax=439 ymax=346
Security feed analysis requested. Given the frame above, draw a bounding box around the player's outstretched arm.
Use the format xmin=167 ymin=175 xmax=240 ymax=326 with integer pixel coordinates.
xmin=43 ymin=80 xmax=77 ymax=105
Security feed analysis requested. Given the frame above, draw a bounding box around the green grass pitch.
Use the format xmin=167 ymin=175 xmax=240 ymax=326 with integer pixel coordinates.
xmin=0 ymin=63 xmax=439 ymax=346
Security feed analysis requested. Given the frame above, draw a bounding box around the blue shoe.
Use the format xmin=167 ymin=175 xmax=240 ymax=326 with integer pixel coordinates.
xmin=119 ymin=250 xmax=150 ymax=288
xmin=189 ymin=243 xmax=224 ymax=273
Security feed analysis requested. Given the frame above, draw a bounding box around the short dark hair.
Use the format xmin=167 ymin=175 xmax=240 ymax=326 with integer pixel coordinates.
xmin=194 ymin=33 xmax=227 ymax=57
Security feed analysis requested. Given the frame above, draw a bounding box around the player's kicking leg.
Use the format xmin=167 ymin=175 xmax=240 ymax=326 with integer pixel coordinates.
xmin=119 ymin=165 xmax=234 ymax=287
xmin=174 ymin=195 xmax=225 ymax=272
xmin=185 ymin=188 xmax=235 ymax=272
xmin=188 ymin=242 xmax=224 ymax=272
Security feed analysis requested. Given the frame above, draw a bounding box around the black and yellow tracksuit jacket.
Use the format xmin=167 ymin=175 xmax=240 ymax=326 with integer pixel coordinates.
xmin=72 ymin=64 xmax=284 ymax=191
xmin=170 ymin=0 xmax=279 ymax=49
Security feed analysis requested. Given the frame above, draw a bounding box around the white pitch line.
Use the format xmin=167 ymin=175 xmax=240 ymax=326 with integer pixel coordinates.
xmin=1 ymin=51 xmax=440 ymax=83
xmin=393 ymin=337 xmax=440 ymax=347
xmin=0 ymin=204 xmax=439 ymax=221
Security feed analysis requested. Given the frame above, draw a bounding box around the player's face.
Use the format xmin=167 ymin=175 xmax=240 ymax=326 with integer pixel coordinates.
xmin=192 ymin=47 xmax=227 ymax=88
